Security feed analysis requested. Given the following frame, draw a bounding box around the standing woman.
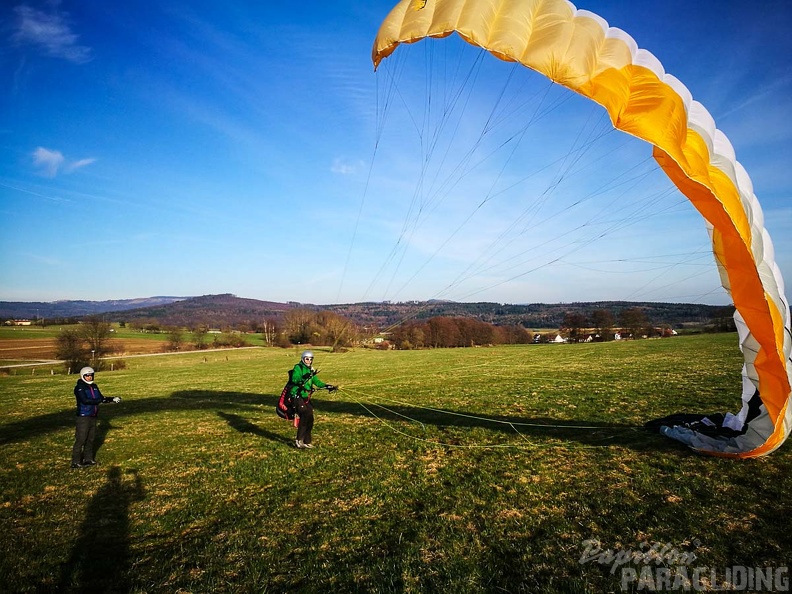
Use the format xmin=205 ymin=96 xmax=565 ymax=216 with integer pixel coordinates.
xmin=71 ymin=366 xmax=121 ymax=468
xmin=288 ymin=351 xmax=337 ymax=449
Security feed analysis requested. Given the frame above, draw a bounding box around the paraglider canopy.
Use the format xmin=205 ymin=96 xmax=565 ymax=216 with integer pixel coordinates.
xmin=372 ymin=0 xmax=792 ymax=458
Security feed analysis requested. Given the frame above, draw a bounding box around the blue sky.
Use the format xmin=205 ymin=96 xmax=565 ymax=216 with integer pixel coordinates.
xmin=1 ymin=0 xmax=790 ymax=306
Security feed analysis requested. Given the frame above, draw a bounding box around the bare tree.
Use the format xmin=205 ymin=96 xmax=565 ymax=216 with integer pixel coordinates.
xmin=561 ymin=312 xmax=588 ymax=343
xmin=56 ymin=328 xmax=88 ymax=373
xmin=590 ymin=309 xmax=615 ymax=341
xmin=495 ymin=325 xmax=533 ymax=344
xmin=165 ymin=327 xmax=184 ymax=352
xmin=426 ymin=317 xmax=461 ymax=348
xmin=283 ymin=309 xmax=316 ymax=345
xmin=392 ymin=322 xmax=425 ymax=350
xmin=619 ymin=307 xmax=649 ymax=339
xmin=192 ymin=325 xmax=209 ymax=350
xmin=81 ymin=317 xmax=114 ymax=370
xmin=316 ymin=311 xmax=357 ymax=351
xmin=260 ymin=318 xmax=279 ymax=346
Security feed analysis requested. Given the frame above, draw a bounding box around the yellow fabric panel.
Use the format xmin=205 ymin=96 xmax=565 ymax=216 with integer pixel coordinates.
xmin=767 ymin=292 xmax=788 ymax=364
xmin=592 ymin=36 xmax=635 ymax=76
xmin=584 ymin=67 xmax=691 ymax=158
xmin=705 ymin=166 xmax=752 ymax=247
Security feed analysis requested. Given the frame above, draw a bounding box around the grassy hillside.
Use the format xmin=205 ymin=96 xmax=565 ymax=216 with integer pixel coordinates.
xmin=1 ymin=335 xmax=789 ymax=592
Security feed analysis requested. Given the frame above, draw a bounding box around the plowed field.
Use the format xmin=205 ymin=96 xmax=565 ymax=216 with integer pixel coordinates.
xmin=0 ymin=338 xmax=166 ymax=361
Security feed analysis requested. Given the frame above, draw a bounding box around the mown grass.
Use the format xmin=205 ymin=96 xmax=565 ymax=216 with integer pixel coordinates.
xmin=1 ymin=335 xmax=790 ymax=593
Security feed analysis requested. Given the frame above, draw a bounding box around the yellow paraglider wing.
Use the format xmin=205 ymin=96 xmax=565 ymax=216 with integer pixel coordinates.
xmin=373 ymin=0 xmax=791 ymax=458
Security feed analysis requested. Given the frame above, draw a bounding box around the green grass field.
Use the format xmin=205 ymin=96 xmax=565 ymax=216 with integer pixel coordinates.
xmin=0 ymin=324 xmax=263 ymax=344
xmin=1 ymin=335 xmax=790 ymax=593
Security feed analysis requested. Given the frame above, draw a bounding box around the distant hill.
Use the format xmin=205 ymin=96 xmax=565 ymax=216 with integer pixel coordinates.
xmin=1 ymin=293 xmax=735 ymax=330
xmin=0 ymin=296 xmax=188 ymax=320
xmin=111 ymin=294 xmax=291 ymax=328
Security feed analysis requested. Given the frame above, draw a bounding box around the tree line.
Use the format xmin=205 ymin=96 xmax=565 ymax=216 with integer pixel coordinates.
xmin=54 ymin=304 xmax=735 ymax=374
xmin=388 ymin=317 xmax=532 ymax=349
xmin=386 ymin=306 xmax=679 ymax=349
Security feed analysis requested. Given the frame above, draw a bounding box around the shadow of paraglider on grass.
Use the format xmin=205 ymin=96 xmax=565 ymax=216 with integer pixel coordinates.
xmin=318 ymin=394 xmax=662 ymax=451
xmin=1 ymin=389 xmax=680 ymax=453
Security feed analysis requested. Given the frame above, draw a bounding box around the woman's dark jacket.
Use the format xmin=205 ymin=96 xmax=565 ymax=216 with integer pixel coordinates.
xmin=74 ymin=379 xmax=111 ymax=417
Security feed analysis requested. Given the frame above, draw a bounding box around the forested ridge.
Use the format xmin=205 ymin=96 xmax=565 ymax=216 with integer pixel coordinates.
xmin=2 ymin=294 xmax=734 ymax=331
xmin=324 ymin=300 xmax=733 ymax=329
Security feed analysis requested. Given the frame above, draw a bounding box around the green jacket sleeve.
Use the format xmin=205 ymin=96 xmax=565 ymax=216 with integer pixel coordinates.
xmin=312 ymin=373 xmax=327 ymax=390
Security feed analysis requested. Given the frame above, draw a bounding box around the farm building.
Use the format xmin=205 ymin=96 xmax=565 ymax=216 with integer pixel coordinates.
xmin=4 ymin=319 xmax=32 ymax=326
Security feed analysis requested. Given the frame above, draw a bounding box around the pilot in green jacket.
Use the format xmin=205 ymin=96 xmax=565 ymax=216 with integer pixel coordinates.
xmin=289 ymin=350 xmax=336 ymax=449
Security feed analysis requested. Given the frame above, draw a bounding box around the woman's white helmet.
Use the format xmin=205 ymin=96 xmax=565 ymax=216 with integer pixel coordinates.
xmin=80 ymin=366 xmax=95 ymax=384
xmin=300 ymin=350 xmax=314 ymax=363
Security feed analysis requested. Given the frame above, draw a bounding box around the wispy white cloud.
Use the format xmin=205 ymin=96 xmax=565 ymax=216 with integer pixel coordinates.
xmin=12 ymin=4 xmax=92 ymax=64
xmin=32 ymin=147 xmax=64 ymax=177
xmin=331 ymin=158 xmax=363 ymax=175
xmin=65 ymin=157 xmax=97 ymax=172
xmin=32 ymin=147 xmax=96 ymax=177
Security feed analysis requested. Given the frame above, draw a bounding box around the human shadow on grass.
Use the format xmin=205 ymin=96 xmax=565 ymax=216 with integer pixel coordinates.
xmin=58 ymin=465 xmax=145 ymax=593
xmin=1 ymin=389 xmax=681 ymax=453
xmin=0 ymin=390 xmax=268 ymax=445
xmin=217 ymin=411 xmax=293 ymax=446
xmin=91 ymin=417 xmax=120 ymax=460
